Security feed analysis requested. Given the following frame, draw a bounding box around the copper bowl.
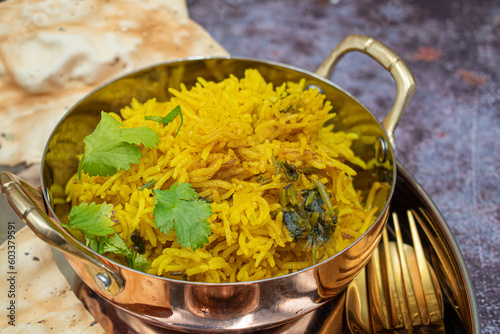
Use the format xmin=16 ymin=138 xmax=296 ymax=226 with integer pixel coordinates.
xmin=1 ymin=35 xmax=415 ymax=332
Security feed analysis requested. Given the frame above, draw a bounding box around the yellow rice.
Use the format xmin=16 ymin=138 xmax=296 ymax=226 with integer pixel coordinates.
xmin=66 ymin=69 xmax=380 ymax=283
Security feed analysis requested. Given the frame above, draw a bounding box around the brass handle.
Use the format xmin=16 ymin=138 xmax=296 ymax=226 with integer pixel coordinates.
xmin=0 ymin=171 xmax=124 ymax=296
xmin=315 ymin=34 xmax=416 ymax=149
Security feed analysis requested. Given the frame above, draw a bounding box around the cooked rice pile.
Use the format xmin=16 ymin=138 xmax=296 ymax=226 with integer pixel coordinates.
xmin=66 ymin=69 xmax=381 ymax=283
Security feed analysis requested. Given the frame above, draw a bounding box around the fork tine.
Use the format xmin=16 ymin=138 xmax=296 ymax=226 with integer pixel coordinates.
xmin=412 ymin=209 xmax=445 ymax=315
xmin=392 ymin=212 xmax=423 ymax=328
xmin=388 ymin=237 xmax=413 ymax=329
xmin=367 ymin=247 xmax=391 ymax=331
xmin=407 ymin=210 xmax=443 ymax=323
xmin=381 ymin=228 xmax=405 ymax=329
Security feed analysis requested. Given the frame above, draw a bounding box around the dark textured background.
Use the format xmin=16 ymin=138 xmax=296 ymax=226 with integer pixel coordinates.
xmin=187 ymin=0 xmax=499 ymax=332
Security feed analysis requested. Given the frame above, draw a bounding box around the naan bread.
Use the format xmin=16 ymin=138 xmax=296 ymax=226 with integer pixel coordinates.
xmin=0 ymin=0 xmax=228 ymax=168
xmin=0 ymin=227 xmax=105 ymax=333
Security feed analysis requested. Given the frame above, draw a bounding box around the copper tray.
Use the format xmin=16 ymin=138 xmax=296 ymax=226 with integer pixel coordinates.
xmin=71 ymin=162 xmax=480 ymax=333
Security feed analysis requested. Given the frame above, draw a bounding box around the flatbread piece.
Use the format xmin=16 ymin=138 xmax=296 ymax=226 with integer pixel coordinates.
xmin=0 ymin=226 xmax=105 ymax=333
xmin=0 ymin=0 xmax=228 ymax=168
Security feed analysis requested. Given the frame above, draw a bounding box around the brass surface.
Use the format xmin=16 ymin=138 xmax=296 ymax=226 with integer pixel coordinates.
xmin=393 ymin=212 xmax=423 ymax=327
xmin=345 ymin=267 xmax=370 ymax=333
xmin=315 ymin=34 xmax=416 ymax=150
xmin=366 ymin=211 xmax=444 ymax=332
xmin=407 ymin=211 xmax=444 ymax=324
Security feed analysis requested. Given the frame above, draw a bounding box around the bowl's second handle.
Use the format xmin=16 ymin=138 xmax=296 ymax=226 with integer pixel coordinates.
xmin=0 ymin=171 xmax=124 ymax=297
xmin=315 ymin=34 xmax=416 ymax=150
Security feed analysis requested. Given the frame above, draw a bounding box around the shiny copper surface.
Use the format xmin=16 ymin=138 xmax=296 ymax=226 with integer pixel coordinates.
xmin=71 ymin=164 xmax=479 ymax=333
xmin=0 ymin=35 xmax=417 ymax=332
xmin=73 ymin=275 xmax=346 ymax=334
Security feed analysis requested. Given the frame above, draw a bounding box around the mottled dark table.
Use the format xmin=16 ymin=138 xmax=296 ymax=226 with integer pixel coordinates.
xmin=187 ymin=0 xmax=499 ymax=332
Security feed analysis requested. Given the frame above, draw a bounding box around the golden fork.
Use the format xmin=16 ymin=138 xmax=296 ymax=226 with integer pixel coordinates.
xmin=366 ymin=210 xmax=444 ymax=332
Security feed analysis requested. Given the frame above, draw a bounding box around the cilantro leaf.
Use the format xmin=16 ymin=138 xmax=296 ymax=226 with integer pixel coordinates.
xmin=99 ymin=233 xmax=129 ymax=255
xmin=145 ymin=105 xmax=183 ymax=136
xmin=78 ymin=111 xmax=159 ymax=179
xmin=65 ymin=202 xmax=115 ymax=236
xmin=85 ymin=234 xmax=100 ymax=252
xmin=98 ymin=233 xmax=150 ymax=271
xmin=152 ymin=182 xmax=212 ymax=251
xmin=64 ymin=202 xmax=150 ymax=272
xmin=130 ymin=253 xmax=150 ymax=272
